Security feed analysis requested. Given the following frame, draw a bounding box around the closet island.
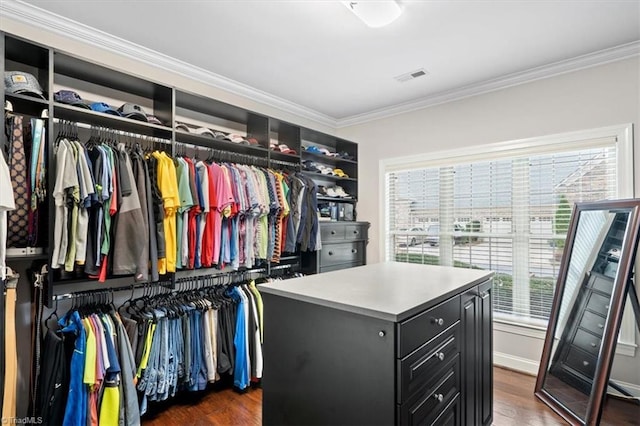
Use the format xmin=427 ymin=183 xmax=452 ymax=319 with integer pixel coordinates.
xmin=259 ymin=262 xmax=494 ymax=426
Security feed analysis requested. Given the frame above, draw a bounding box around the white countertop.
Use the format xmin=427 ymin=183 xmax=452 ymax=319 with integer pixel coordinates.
xmin=259 ymin=262 xmax=493 ymax=321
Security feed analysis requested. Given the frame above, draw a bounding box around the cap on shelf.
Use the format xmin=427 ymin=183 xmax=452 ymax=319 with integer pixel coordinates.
xmin=4 ymin=71 xmax=46 ymax=99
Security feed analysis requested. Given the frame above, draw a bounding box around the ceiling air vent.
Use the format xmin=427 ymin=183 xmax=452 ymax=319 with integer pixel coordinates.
xmin=394 ymin=68 xmax=429 ymax=83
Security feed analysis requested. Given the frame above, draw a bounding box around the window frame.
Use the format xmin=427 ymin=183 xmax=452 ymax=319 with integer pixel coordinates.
xmin=380 ymin=124 xmax=636 ymax=356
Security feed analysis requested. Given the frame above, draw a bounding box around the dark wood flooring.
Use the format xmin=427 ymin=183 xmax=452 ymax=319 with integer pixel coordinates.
xmin=142 ymin=367 xmax=639 ymax=425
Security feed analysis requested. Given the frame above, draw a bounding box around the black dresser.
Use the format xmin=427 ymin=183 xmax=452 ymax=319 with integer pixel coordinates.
xmin=302 ymin=221 xmax=369 ymax=273
xmin=259 ymin=262 xmax=493 ymax=425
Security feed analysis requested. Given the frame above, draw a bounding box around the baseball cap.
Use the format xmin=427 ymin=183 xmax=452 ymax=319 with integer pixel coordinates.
xmin=225 ymin=134 xmax=249 ymax=144
xmin=91 ymin=102 xmax=121 ymax=116
xmin=175 ymin=123 xmax=191 ymax=132
xmin=277 ymin=144 xmax=297 ymax=154
xmin=5 ymin=71 xmax=46 ymax=99
xmin=211 ymin=131 xmax=227 ymax=139
xmin=305 ymin=146 xmax=323 ymax=155
xmin=194 ymin=127 xmax=215 ymax=138
xmin=118 ymin=103 xmax=148 ymax=121
xmin=54 ymin=90 xmax=90 ymax=109
xmin=146 ymin=114 xmax=163 ymax=125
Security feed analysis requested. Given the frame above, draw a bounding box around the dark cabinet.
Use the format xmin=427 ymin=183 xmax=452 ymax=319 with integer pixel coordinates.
xmin=462 ymin=279 xmax=493 ymax=426
xmin=302 ymin=221 xmax=369 ymax=274
xmin=260 ymin=263 xmax=493 ymax=426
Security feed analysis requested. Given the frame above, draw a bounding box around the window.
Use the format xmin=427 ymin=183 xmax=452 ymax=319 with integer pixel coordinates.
xmin=384 ymin=125 xmax=633 ymax=328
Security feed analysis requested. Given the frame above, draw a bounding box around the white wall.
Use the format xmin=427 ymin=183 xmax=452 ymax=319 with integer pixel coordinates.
xmin=338 ymin=57 xmax=640 ymax=387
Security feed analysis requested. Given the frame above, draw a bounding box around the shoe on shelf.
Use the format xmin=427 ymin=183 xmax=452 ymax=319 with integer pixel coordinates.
xmin=333 ymin=168 xmax=348 ymax=178
xmin=333 ymin=186 xmax=352 ymax=198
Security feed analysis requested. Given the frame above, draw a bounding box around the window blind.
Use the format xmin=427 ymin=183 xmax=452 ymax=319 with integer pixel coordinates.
xmin=386 ymin=143 xmax=618 ymax=323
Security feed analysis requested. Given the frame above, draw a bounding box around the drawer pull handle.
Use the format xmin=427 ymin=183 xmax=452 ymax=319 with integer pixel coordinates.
xmin=432 ymin=318 xmax=444 ymax=326
xmin=328 ymin=251 xmax=334 ymax=256
xmin=351 ymin=249 xmax=357 ymax=254
xmin=433 ymin=352 xmax=445 ymax=361
xmin=590 ymin=342 xmax=597 ymax=347
xmin=434 ymin=393 xmax=444 ymax=403
xmin=598 ymin=323 xmax=604 ymax=329
xmin=583 ymin=361 xmax=589 ymax=367
xmin=330 ymin=230 xmax=336 ymax=235
xmin=353 ymin=230 xmax=359 ymax=234
xmin=378 ymin=331 xmax=386 ymax=337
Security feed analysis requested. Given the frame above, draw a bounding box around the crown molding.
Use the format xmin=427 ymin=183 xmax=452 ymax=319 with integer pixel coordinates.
xmin=3 ymin=0 xmax=638 ymax=131
xmin=337 ymin=40 xmax=640 ymax=128
xmin=0 ymin=0 xmax=338 ymax=129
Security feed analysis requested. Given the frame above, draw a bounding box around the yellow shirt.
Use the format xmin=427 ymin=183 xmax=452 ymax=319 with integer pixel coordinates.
xmin=82 ymin=318 xmax=97 ymax=386
xmin=152 ymin=152 xmax=181 ymax=273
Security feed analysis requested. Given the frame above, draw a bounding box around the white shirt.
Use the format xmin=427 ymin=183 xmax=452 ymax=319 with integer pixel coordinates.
xmin=0 ymin=153 xmax=16 ymax=280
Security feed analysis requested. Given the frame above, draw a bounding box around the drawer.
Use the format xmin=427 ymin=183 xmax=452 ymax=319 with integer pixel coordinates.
xmin=320 ymin=224 xmax=345 ymax=242
xmin=589 ymin=273 xmax=614 ymax=296
xmin=586 ymin=291 xmax=610 ymax=316
xmin=320 ymin=242 xmax=364 ymax=267
xmin=344 ymin=224 xmax=367 ymax=241
xmin=573 ymin=328 xmax=602 ymax=357
xmin=565 ymin=346 xmax=597 ymax=378
xmin=399 ymin=356 xmax=460 ymax=426
xmin=398 ymin=296 xmax=461 ymax=358
xmin=429 ymin=393 xmax=460 ymax=426
xmin=397 ymin=322 xmax=460 ymax=403
xmin=319 ymin=262 xmax=362 ymax=273
xmin=580 ymin=310 xmax=606 ymax=337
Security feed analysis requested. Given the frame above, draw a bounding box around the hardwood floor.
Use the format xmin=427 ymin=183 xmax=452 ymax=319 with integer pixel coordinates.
xmin=142 ymin=367 xmax=639 ymax=425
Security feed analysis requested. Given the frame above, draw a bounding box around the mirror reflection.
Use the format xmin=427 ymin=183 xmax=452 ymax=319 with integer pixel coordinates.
xmin=543 ymin=208 xmax=630 ymax=421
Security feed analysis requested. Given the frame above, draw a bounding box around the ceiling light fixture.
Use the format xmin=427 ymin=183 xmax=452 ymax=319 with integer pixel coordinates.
xmin=342 ymin=1 xmax=402 ymax=28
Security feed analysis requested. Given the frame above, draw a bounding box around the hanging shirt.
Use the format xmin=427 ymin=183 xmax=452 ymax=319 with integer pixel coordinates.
xmin=0 ymin=150 xmax=15 ymax=280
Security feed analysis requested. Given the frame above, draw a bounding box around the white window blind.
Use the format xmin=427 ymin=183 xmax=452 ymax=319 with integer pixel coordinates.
xmin=386 ymin=143 xmax=619 ymax=324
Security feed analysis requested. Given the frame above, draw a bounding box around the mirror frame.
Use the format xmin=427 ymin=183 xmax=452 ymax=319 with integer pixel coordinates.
xmin=534 ymin=199 xmax=640 ymax=426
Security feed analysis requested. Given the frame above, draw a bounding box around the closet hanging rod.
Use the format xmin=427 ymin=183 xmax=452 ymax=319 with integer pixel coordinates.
xmin=52 ymin=118 xmax=171 ymax=143
xmin=52 ymin=280 xmax=173 ymax=301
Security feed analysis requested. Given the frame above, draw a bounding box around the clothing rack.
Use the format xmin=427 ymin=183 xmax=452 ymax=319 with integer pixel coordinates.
xmin=53 ymin=118 xmax=172 ymax=150
xmin=174 ymin=140 xmax=270 ymax=167
xmin=269 ymin=157 xmax=301 ymax=170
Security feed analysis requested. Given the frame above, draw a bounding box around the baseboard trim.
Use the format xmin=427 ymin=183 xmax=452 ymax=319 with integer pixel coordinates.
xmin=494 ymin=351 xmax=540 ymax=376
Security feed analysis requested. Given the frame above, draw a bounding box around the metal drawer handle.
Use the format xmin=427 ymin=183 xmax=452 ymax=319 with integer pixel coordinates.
xmin=328 ymin=251 xmax=334 ymax=256
xmin=432 ymin=318 xmax=444 ymax=326
xmin=583 ymin=361 xmax=589 ymax=367
xmin=590 ymin=342 xmax=597 ymax=347
xmin=434 ymin=393 xmax=444 ymax=403
xmin=351 ymin=249 xmax=357 ymax=254
xmin=433 ymin=351 xmax=445 ymax=361
xmin=330 ymin=230 xmax=337 ymax=235
xmin=353 ymin=230 xmax=359 ymax=234
xmin=598 ymin=323 xmax=604 ymax=329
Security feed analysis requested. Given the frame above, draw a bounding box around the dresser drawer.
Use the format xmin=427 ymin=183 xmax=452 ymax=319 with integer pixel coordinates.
xmin=320 ymin=224 xmax=345 ymax=242
xmin=573 ymin=328 xmax=602 ymax=357
xmin=398 ymin=296 xmax=461 ymax=358
xmin=586 ymin=291 xmax=610 ymax=316
xmin=589 ymin=273 xmax=614 ymax=296
xmin=429 ymin=393 xmax=460 ymax=426
xmin=320 ymin=242 xmax=364 ymax=266
xmin=398 ymin=356 xmax=460 ymax=426
xmin=565 ymin=346 xmax=597 ymax=378
xmin=397 ymin=322 xmax=460 ymax=403
xmin=319 ymin=262 xmax=362 ymax=273
xmin=344 ymin=224 xmax=367 ymax=241
xmin=580 ymin=310 xmax=606 ymax=337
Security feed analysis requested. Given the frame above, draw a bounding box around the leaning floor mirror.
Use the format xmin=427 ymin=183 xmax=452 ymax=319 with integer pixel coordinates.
xmin=535 ymin=199 xmax=640 ymax=425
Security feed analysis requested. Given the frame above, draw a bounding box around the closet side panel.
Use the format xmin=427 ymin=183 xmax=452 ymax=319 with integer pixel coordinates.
xmin=262 ymin=293 xmax=395 ymax=426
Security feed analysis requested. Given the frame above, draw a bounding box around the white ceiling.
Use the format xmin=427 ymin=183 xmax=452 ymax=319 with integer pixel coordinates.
xmin=14 ymin=0 xmax=640 ymax=122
